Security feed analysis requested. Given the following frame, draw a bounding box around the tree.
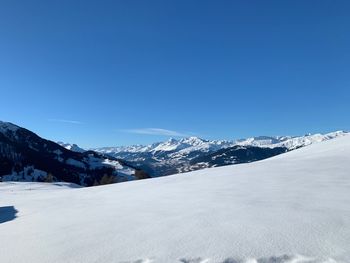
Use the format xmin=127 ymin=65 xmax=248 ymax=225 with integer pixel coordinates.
xmin=45 ymin=173 xmax=54 ymax=183
xmin=135 ymin=169 xmax=150 ymax=180
xmin=99 ymin=174 xmax=115 ymax=185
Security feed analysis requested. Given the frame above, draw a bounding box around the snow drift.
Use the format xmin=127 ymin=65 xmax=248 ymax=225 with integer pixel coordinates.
xmin=1 ymin=135 xmax=350 ymax=263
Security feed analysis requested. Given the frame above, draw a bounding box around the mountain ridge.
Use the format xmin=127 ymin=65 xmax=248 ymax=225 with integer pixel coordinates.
xmin=92 ymin=131 xmax=348 ymax=153
xmin=0 ymin=121 xmax=149 ymax=186
xmin=90 ymin=130 xmax=348 ymax=176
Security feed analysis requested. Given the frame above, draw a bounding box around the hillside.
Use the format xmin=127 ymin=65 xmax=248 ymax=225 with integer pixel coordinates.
xmin=1 ymin=134 xmax=349 ymax=262
xmin=0 ymin=121 xmax=148 ymax=186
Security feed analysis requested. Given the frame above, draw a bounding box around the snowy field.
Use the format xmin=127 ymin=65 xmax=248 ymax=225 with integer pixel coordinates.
xmin=1 ymin=135 xmax=350 ymax=263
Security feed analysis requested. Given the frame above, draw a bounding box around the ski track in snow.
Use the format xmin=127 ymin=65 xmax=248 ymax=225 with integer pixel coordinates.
xmin=121 ymin=255 xmax=339 ymax=263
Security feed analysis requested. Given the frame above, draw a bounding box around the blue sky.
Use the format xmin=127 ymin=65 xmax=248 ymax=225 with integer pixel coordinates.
xmin=0 ymin=0 xmax=349 ymax=148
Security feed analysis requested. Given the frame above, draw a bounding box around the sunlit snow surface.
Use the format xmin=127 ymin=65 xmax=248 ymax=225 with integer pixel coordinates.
xmin=1 ymin=135 xmax=350 ymax=263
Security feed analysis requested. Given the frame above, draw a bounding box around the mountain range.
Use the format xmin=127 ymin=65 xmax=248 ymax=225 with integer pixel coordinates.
xmin=90 ymin=131 xmax=348 ymax=176
xmin=1 ymin=120 xmax=347 ymax=185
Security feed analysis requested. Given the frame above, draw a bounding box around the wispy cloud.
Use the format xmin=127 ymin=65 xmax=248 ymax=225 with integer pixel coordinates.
xmin=48 ymin=119 xmax=83 ymax=125
xmin=120 ymin=128 xmax=190 ymax=137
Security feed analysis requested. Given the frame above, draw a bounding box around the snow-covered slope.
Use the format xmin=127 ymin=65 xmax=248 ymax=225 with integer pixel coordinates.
xmin=1 ymin=135 xmax=350 ymax=263
xmin=235 ymin=131 xmax=348 ymax=149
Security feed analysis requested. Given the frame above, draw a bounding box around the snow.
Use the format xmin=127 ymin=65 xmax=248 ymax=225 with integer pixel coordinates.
xmin=65 ymin=158 xmax=86 ymax=169
xmin=1 ymin=135 xmax=350 ymax=263
xmin=57 ymin=142 xmax=86 ymax=153
xmin=1 ymin=166 xmax=48 ymax=182
xmin=84 ymin=155 xmax=135 ymax=177
xmin=0 ymin=121 xmax=19 ymax=134
xmin=0 ymin=182 xmax=81 ymax=192
xmin=235 ymin=131 xmax=349 ymax=149
xmin=53 ymin=149 xmax=63 ymax=155
xmin=152 ymin=138 xmax=190 ymax=152
xmin=94 ymin=137 xmax=232 ymax=157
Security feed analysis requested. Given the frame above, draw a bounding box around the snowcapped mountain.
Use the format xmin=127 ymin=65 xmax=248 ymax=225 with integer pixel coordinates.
xmin=234 ymin=131 xmax=348 ymax=149
xmin=57 ymin=142 xmax=86 ymax=153
xmin=2 ymin=134 xmax=350 ymax=263
xmin=94 ymin=131 xmax=348 ymax=176
xmin=98 ymin=137 xmax=231 ymax=157
xmin=94 ymin=137 xmax=235 ymax=176
xmin=0 ymin=121 xmax=149 ymax=186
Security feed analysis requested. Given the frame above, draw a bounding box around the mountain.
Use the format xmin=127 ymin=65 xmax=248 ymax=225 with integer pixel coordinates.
xmin=93 ymin=131 xmax=348 ymax=176
xmin=235 ymin=131 xmax=348 ymax=149
xmin=0 ymin=121 xmax=149 ymax=186
xmin=94 ymin=137 xmax=237 ymax=176
xmin=57 ymin=142 xmax=86 ymax=153
xmin=1 ymin=134 xmax=350 ymax=263
xmin=186 ymin=145 xmax=288 ymax=172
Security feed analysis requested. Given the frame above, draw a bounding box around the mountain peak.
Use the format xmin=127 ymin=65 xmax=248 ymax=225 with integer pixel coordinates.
xmin=167 ymin=138 xmax=178 ymax=143
xmin=180 ymin=136 xmax=206 ymax=145
xmin=57 ymin=142 xmax=86 ymax=153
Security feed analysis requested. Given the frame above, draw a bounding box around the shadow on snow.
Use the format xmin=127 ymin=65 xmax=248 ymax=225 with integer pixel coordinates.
xmin=0 ymin=206 xmax=18 ymax=224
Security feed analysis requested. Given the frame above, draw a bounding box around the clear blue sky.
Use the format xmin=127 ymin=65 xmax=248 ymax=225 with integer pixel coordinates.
xmin=0 ymin=0 xmax=349 ymax=148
